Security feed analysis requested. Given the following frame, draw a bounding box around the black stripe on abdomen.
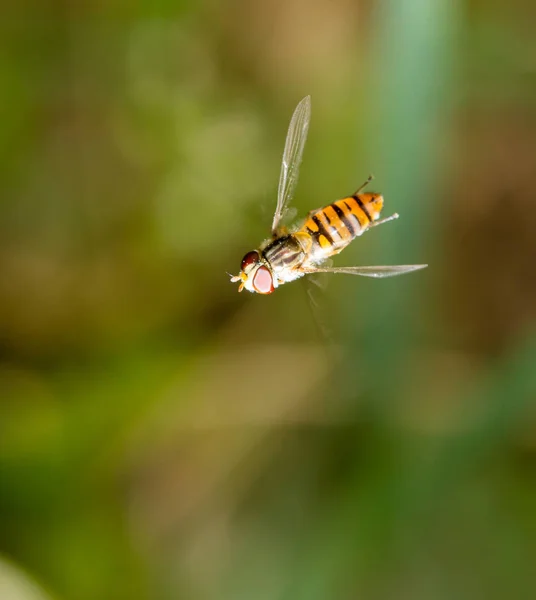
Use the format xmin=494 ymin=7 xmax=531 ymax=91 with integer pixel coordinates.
xmin=352 ymin=195 xmax=372 ymax=223
xmin=312 ymin=215 xmax=334 ymax=245
xmin=332 ymin=203 xmax=357 ymax=237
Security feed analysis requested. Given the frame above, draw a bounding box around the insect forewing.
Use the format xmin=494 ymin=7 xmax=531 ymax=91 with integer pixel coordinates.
xmin=272 ymin=95 xmax=311 ymax=235
xmin=302 ymin=264 xmax=428 ymax=278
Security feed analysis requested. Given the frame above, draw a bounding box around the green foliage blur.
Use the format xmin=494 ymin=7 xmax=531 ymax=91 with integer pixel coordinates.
xmin=2 ymin=2 xmax=536 ymax=599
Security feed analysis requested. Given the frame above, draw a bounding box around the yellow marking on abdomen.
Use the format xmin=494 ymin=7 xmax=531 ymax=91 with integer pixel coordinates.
xmin=323 ymin=205 xmax=352 ymax=241
xmin=356 ymin=193 xmax=383 ymax=221
xmin=317 ymin=234 xmax=331 ymax=249
xmin=334 ymin=198 xmax=364 ymax=231
xmin=344 ymin=196 xmax=371 ymax=226
xmin=305 ymin=217 xmax=319 ymax=232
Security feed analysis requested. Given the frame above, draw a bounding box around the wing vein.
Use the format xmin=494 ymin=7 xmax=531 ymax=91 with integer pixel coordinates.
xmin=301 ymin=264 xmax=428 ymax=278
xmin=272 ymin=95 xmax=311 ymax=235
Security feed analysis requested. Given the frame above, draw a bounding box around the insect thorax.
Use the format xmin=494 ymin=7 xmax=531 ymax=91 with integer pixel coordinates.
xmin=262 ymin=235 xmax=305 ymax=273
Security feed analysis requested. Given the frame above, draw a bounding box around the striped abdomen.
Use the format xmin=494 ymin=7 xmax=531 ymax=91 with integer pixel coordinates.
xmin=299 ymin=192 xmax=384 ymax=260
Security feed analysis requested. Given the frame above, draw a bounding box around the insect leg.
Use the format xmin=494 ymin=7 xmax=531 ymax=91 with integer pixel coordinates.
xmin=353 ymin=173 xmax=374 ymax=195
xmin=368 ymin=212 xmax=399 ymax=228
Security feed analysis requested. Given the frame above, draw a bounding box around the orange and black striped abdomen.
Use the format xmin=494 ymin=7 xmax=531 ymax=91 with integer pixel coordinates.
xmin=300 ymin=192 xmax=384 ymax=258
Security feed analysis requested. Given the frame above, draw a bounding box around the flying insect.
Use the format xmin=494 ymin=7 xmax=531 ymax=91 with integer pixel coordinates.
xmin=230 ymin=96 xmax=427 ymax=294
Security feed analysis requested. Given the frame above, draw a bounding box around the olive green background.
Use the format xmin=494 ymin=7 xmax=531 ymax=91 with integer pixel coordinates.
xmin=1 ymin=1 xmax=536 ymax=599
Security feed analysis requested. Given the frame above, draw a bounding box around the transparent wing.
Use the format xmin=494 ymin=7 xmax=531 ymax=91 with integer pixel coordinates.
xmin=272 ymin=95 xmax=311 ymax=235
xmin=302 ymin=264 xmax=428 ymax=278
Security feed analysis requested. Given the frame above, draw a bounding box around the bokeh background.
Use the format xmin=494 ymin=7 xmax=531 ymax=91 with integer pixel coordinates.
xmin=2 ymin=1 xmax=536 ymax=599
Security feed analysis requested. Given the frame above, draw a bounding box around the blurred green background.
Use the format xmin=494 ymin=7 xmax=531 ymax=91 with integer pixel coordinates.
xmin=2 ymin=1 xmax=536 ymax=599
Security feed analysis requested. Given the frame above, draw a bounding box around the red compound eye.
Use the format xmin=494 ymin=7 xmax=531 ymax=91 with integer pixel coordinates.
xmin=241 ymin=251 xmax=259 ymax=271
xmin=252 ymin=266 xmax=274 ymax=294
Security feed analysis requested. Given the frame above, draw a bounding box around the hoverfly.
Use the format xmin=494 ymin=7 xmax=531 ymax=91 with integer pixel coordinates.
xmin=230 ymin=96 xmax=427 ymax=294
